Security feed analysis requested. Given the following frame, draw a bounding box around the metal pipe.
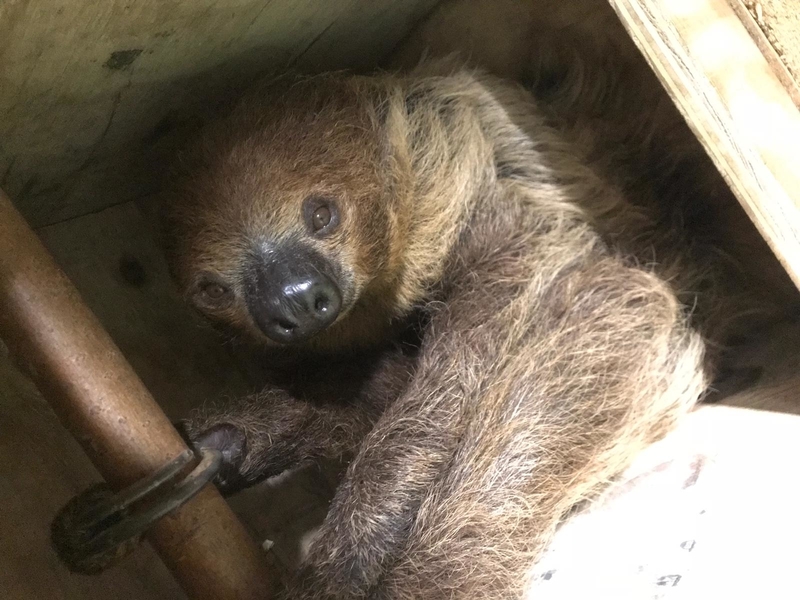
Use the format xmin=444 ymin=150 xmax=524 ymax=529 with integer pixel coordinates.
xmin=0 ymin=188 xmax=275 ymax=599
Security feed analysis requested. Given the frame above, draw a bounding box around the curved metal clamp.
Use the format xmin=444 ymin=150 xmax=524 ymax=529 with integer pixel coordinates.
xmin=51 ymin=447 xmax=222 ymax=574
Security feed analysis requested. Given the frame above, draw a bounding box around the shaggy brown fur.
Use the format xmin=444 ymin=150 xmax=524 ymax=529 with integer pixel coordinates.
xmin=162 ymin=33 xmax=797 ymax=599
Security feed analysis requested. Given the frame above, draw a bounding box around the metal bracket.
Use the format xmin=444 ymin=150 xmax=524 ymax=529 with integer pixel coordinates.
xmin=52 ymin=447 xmax=222 ymax=574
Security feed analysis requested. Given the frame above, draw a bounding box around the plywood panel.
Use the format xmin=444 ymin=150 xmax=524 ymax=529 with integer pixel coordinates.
xmin=0 ymin=0 xmax=438 ymax=228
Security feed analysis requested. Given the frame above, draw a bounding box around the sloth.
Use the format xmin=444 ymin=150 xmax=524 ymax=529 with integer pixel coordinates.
xmin=161 ymin=37 xmax=796 ymax=599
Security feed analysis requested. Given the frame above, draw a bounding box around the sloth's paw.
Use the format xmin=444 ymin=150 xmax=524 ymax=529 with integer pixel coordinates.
xmin=176 ymin=421 xmax=249 ymax=495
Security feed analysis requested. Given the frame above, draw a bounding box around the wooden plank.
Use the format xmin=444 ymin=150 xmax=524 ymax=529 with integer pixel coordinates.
xmin=607 ymin=0 xmax=800 ymax=290
xmin=0 ymin=0 xmax=438 ymax=228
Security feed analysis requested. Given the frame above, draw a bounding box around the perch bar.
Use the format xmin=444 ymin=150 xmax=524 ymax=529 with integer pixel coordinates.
xmin=0 ymin=188 xmax=275 ymax=600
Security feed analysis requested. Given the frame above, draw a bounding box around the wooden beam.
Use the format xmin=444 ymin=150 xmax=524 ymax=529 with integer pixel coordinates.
xmin=607 ymin=0 xmax=800 ymax=290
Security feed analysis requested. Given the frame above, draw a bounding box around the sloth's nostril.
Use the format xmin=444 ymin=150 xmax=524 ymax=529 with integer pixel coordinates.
xmin=276 ymin=319 xmax=296 ymax=333
xmin=314 ymin=295 xmax=329 ymax=313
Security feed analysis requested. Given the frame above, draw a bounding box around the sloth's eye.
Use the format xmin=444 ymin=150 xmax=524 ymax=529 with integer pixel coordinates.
xmin=196 ymin=279 xmax=232 ymax=305
xmin=202 ymin=283 xmax=228 ymax=299
xmin=304 ymin=197 xmax=338 ymax=235
xmin=312 ymin=205 xmax=332 ymax=231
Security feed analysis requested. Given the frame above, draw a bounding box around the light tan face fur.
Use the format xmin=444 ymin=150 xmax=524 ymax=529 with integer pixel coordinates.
xmin=162 ymin=76 xmax=406 ymax=352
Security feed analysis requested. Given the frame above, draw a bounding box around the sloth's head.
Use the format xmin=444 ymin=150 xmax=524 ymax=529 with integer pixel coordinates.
xmin=162 ymin=75 xmax=406 ymax=352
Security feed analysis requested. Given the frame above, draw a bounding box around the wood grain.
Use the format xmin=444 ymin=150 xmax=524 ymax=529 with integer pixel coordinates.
xmin=607 ymin=0 xmax=800 ymax=291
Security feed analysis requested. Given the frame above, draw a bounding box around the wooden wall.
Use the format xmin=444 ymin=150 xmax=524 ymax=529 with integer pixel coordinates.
xmin=0 ymin=0 xmax=439 ymax=228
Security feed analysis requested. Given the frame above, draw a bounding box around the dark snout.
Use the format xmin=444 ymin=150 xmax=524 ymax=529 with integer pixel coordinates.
xmin=245 ymin=243 xmax=342 ymax=344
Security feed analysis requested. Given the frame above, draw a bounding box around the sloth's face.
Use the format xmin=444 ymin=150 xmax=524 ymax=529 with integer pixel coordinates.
xmin=184 ymin=196 xmax=351 ymax=346
xmin=162 ymin=76 xmax=401 ymax=351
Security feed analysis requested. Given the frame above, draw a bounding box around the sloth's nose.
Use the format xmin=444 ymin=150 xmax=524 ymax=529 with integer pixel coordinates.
xmin=245 ymin=246 xmax=342 ymax=344
xmin=266 ymin=274 xmax=342 ymax=342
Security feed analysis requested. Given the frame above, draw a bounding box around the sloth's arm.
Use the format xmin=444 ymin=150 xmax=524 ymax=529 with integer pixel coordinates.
xmin=179 ymin=348 xmax=415 ymax=494
xmin=372 ymin=262 xmax=707 ymax=599
xmin=285 ymin=237 xmax=551 ymax=598
xmin=287 ymin=232 xmax=707 ymax=600
xmin=178 ymin=389 xmax=373 ymax=494
xmin=287 ymin=316 xmax=488 ymax=599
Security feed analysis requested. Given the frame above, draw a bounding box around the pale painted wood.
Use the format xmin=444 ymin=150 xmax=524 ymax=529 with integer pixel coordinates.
xmin=608 ymin=0 xmax=800 ymax=290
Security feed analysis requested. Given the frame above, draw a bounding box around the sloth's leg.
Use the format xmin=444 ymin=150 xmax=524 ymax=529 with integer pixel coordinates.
xmin=373 ymin=262 xmax=707 ymax=600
